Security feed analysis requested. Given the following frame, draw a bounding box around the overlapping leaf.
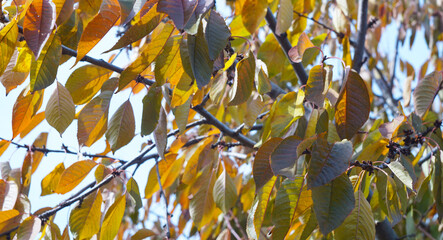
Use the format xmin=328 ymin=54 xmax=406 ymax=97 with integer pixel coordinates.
xmin=230 ymin=53 xmax=255 ymax=105
xmin=154 ymin=36 xmax=183 ymax=86
xmin=55 ymin=160 xmax=97 ymax=194
xmin=189 ymin=167 xmax=216 ymax=229
xmin=41 ymin=162 xmax=65 ymax=196
xmin=17 ymin=216 xmax=41 ymax=240
xmin=288 ymin=32 xmax=315 ymax=63
xmin=1 ymin=49 xmax=28 ymax=95
xmin=45 ymin=82 xmax=75 ymax=135
xmin=141 ymin=86 xmax=162 ymax=136
xmin=275 ymin=0 xmax=293 ymax=35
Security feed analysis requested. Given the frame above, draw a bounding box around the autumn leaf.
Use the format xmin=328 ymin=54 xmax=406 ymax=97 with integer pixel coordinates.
xmin=45 ymin=82 xmax=75 ymax=135
xmin=105 ymin=100 xmax=135 ymax=152
xmin=55 ymin=160 xmax=97 ymax=194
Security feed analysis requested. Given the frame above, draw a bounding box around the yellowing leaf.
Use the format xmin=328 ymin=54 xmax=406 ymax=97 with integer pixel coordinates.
xmin=30 ymin=33 xmax=62 ymax=91
xmin=78 ymin=0 xmax=102 ymax=23
xmin=107 ymin=3 xmax=165 ymax=52
xmin=17 ymin=216 xmax=41 ymax=240
xmin=119 ymin=22 xmax=174 ymax=90
xmin=335 ymin=70 xmax=370 ymax=140
xmin=189 ymin=167 xmax=217 ymax=229
xmin=105 ymin=100 xmax=135 ymax=152
xmin=0 ymin=19 xmax=18 ymax=76
xmin=154 ymin=36 xmax=183 ymax=86
xmin=46 ymin=82 xmax=75 ymax=135
xmin=23 ymin=0 xmax=56 ymax=58
xmin=0 ymin=140 xmax=10 ymax=156
xmin=241 ymin=0 xmax=267 ymax=34
xmin=69 ymin=190 xmax=102 ymax=239
xmin=65 ymin=65 xmax=113 ymax=105
xmin=55 ymin=160 xmax=97 ymax=194
xmin=78 ymin=92 xmax=112 ymax=147
xmin=413 ymin=71 xmax=443 ymax=118
xmin=213 ymin=170 xmax=238 ymax=213
xmin=30 ymin=132 xmax=48 ymax=174
xmin=41 ymin=162 xmax=65 ymax=196
xmin=229 ymin=53 xmax=255 ymax=105
xmin=99 ymin=194 xmax=126 ymax=240
xmin=141 ymin=86 xmax=162 ymax=136
xmin=1 ymin=49 xmax=28 ymax=95
xmin=12 ymin=88 xmax=44 ymax=138
xmin=75 ymin=0 xmax=121 ymax=64
xmin=275 ymin=0 xmax=293 ymax=35
xmin=288 ymin=32 xmax=315 ymax=63
xmin=305 ymin=65 xmax=331 ymax=107
xmin=182 ymin=137 xmax=214 ymax=184
xmin=171 ymin=73 xmax=197 ymax=107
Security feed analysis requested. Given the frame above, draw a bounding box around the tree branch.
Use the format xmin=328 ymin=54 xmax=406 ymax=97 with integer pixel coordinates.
xmin=155 ymin=157 xmax=171 ymax=239
xmin=265 ymin=8 xmax=308 ymax=85
xmin=352 ymin=0 xmax=368 ymax=73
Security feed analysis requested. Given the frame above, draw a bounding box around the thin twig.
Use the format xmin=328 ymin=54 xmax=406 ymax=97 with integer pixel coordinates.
xmin=390 ymin=24 xmax=402 ymax=89
xmin=293 ymin=10 xmax=344 ymax=38
xmin=155 ymin=157 xmax=171 ymax=239
xmin=223 ymin=215 xmax=241 ymax=240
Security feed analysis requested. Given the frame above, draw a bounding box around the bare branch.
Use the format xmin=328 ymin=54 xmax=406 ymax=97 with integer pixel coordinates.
xmin=352 ymin=0 xmax=369 ymax=73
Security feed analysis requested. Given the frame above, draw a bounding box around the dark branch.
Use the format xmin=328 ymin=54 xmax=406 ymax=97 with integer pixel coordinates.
xmin=293 ymin=10 xmax=344 ymax=38
xmin=352 ymin=0 xmax=368 ymax=73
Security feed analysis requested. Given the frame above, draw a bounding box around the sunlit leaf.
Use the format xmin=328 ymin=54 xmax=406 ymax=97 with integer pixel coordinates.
xmin=0 ymin=49 xmax=28 ymax=95
xmin=229 ymin=52 xmax=255 ymax=105
xmin=335 ymin=70 xmax=370 ymax=140
xmin=99 ymin=194 xmax=126 ymax=240
xmin=106 ymin=100 xmax=135 ymax=152
xmin=388 ymin=161 xmax=414 ymax=191
xmin=258 ymin=34 xmax=286 ymax=78
xmin=46 ymin=82 xmax=75 ymax=135
xmin=0 ymin=19 xmax=18 ymax=76
xmin=75 ymin=0 xmax=121 ymax=64
xmin=190 ymin=167 xmax=217 ymax=229
xmin=70 ymin=190 xmax=102 ymax=239
xmin=55 ymin=160 xmax=97 ymax=194
xmin=157 ymin=0 xmax=196 ymax=30
xmin=379 ymin=115 xmax=406 ymax=139
xmin=312 ymin=174 xmax=355 ymax=235
xmin=241 ymin=0 xmax=267 ymax=34
xmin=30 ymin=132 xmax=48 ymax=174
xmin=127 ymin=177 xmax=142 ymax=210
xmin=0 ymin=140 xmax=10 ymax=156
xmin=131 ymin=229 xmax=156 ymax=240
xmin=188 ymin=22 xmax=213 ymax=89
xmin=12 ymin=88 xmax=44 ymax=138
xmin=30 ymin=33 xmax=62 ymax=92
xmin=23 ymin=0 xmax=56 ymax=58
xmin=0 ymin=209 xmax=21 ymax=236
xmin=288 ymin=32 xmax=315 ymax=63
xmin=78 ymin=0 xmax=102 ymax=23
xmin=119 ymin=22 xmax=174 ymax=90
xmin=0 ymin=179 xmax=18 ymax=211
xmin=271 ymin=136 xmax=301 ymax=179
xmin=213 ymin=170 xmax=238 ymax=213
xmin=334 ymin=190 xmax=375 ymax=240
xmin=275 ymin=0 xmax=293 ymax=35
xmin=41 ymin=162 xmax=65 ymax=196
xmin=154 ymin=36 xmax=183 ymax=86
xmin=413 ymin=71 xmax=443 ymax=118
xmin=65 ymin=65 xmax=113 ymax=105
xmin=305 ymin=65 xmax=331 ymax=107
xmin=206 ymin=10 xmax=231 ymax=60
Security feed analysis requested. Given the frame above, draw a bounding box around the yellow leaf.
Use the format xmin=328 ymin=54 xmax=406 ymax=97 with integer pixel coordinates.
xmin=41 ymin=162 xmax=65 ymax=196
xmin=229 ymin=52 xmax=255 ymax=106
xmin=241 ymin=0 xmax=268 ymax=34
xmin=105 ymin=100 xmax=135 ymax=152
xmin=12 ymin=87 xmax=44 ymax=138
xmin=75 ymin=0 xmax=121 ymax=64
xmin=154 ymin=35 xmax=183 ymax=86
xmin=119 ymin=22 xmax=174 ymax=91
xmin=171 ymin=73 xmax=197 ymax=107
xmin=182 ymin=137 xmax=214 ymax=184
xmin=55 ymin=160 xmax=97 ymax=194
xmin=0 ymin=19 xmax=18 ymax=76
xmin=0 ymin=209 xmax=21 ymax=235
xmin=30 ymin=132 xmax=48 ymax=174
xmin=65 ymin=65 xmax=113 ymax=105
xmin=99 ymin=194 xmax=126 ymax=240
xmin=20 ymin=112 xmax=45 ymax=138
xmin=189 ymin=166 xmax=217 ymax=229
xmin=0 ymin=50 xmax=28 ymax=95
xmin=45 ymin=82 xmax=75 ymax=135
xmin=70 ymin=190 xmax=102 ymax=239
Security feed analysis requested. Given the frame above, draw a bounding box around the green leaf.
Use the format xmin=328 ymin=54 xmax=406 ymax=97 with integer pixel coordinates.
xmin=275 ymin=0 xmax=293 ymax=35
xmin=306 ymin=65 xmax=331 ymax=107
xmin=127 ymin=178 xmax=142 ymax=211
xmin=258 ymin=34 xmax=286 ymax=78
xmin=256 ymin=60 xmax=272 ymax=95
xmin=106 ymin=100 xmax=135 ymax=152
xmin=106 ymin=3 xmax=164 ymax=52
xmin=69 ymin=190 xmax=102 ymax=239
xmin=272 ymin=177 xmax=303 ymax=239
xmin=241 ymin=0 xmax=267 ymax=34
xmin=270 ymin=136 xmax=301 ymax=179
xmin=413 ymin=71 xmax=442 ymax=117
xmin=205 ymin=9 xmax=231 ymax=60
xmin=187 ymin=22 xmax=213 ymax=89
xmin=17 ymin=216 xmax=41 ymax=240
xmin=65 ymin=65 xmax=113 ymax=105
xmin=229 ymin=52 xmax=255 ymax=105
xmin=308 ymin=137 xmax=353 ymax=188
xmin=246 ymin=176 xmax=276 ymax=239
xmin=141 ymin=86 xmax=162 ymax=136
xmin=99 ymin=194 xmax=126 ymax=240
xmin=119 ymin=22 xmax=174 ymax=91
xmin=45 ymin=82 xmax=75 ymax=135
xmin=30 ymin=33 xmax=62 ymax=92
xmin=334 ymin=190 xmax=375 ymax=240
xmin=387 ymin=161 xmax=414 ymax=191
xmin=335 ymin=70 xmax=370 ymax=140
xmin=433 ymin=150 xmax=443 ymax=222
xmin=172 ymin=97 xmax=191 ymax=134
xmin=253 ymin=138 xmax=282 ymax=191
xmin=0 ymin=19 xmax=18 ymax=76
xmin=312 ymin=174 xmax=355 ymax=235
xmin=213 ymin=170 xmax=238 ymax=213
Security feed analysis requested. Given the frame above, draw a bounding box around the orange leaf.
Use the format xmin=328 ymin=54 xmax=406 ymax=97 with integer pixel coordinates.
xmin=12 ymin=87 xmax=44 ymax=138
xmin=31 ymin=132 xmax=48 ymax=174
xmin=0 ymin=140 xmax=10 ymax=156
xmin=75 ymin=0 xmax=121 ymax=64
xmin=0 ymin=209 xmax=21 ymax=234
xmin=20 ymin=112 xmax=45 ymax=138
xmin=23 ymin=0 xmax=56 ymax=58
xmin=55 ymin=160 xmax=98 ymax=194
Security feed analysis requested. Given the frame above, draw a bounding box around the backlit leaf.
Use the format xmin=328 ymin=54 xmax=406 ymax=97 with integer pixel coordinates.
xmin=271 ymin=136 xmax=301 ymax=179
xmin=12 ymin=88 xmax=44 ymax=138
xmin=99 ymin=194 xmax=126 ymax=240
xmin=1 ymin=49 xmax=28 ymax=95
xmin=31 ymin=132 xmax=48 ymax=174
xmin=188 ymin=22 xmax=213 ymax=89
xmin=241 ymin=0 xmax=267 ymax=34
xmin=378 ymin=115 xmax=406 ymax=139
xmin=141 ymin=86 xmax=162 ymax=136
xmin=30 ymin=33 xmax=62 ymax=92
xmin=157 ymin=0 xmax=196 ymax=30
xmin=388 ymin=161 xmax=414 ymax=191
xmin=275 ymin=0 xmax=293 ymax=35
xmin=213 ymin=170 xmax=238 ymax=213
xmin=334 ymin=190 xmax=375 ymax=240
xmin=308 ymin=137 xmax=352 ymax=188
xmin=312 ymin=174 xmax=355 ymax=235
xmin=17 ymin=216 xmax=41 ymax=240
xmin=107 ymin=3 xmax=164 ymax=52
xmin=105 ymin=100 xmax=135 ymax=152
xmin=69 ymin=190 xmax=102 ymax=239
xmin=154 ymin=36 xmax=183 ymax=86
xmin=305 ymin=65 xmax=331 ymax=107
xmin=119 ymin=22 xmax=174 ymax=90
xmin=413 ymin=71 xmax=443 ymax=118
xmin=131 ymin=229 xmax=156 ymax=240
xmin=0 ymin=209 xmax=21 ymax=235
xmin=65 ymin=65 xmax=113 ymax=105
xmin=229 ymin=52 xmax=255 ymax=105
xmin=75 ymin=0 xmax=121 ymax=64
xmin=41 ymin=162 xmax=65 ymax=196
xmin=55 ymin=160 xmax=97 ymax=194
xmin=46 ymin=82 xmax=75 ymax=135
xmin=206 ymin=10 xmax=231 ymax=60
xmin=77 ymin=91 xmax=112 ymax=147
xmin=127 ymin=177 xmax=142 ymax=210
xmin=335 ymin=70 xmax=370 ymax=140
xmin=23 ymin=0 xmax=56 ymax=58
xmin=154 ymin=107 xmax=167 ymax=159
xmin=0 ymin=19 xmax=18 ymax=76
xmin=189 ymin=167 xmax=217 ymax=229
xmin=288 ymin=32 xmax=315 ymax=63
